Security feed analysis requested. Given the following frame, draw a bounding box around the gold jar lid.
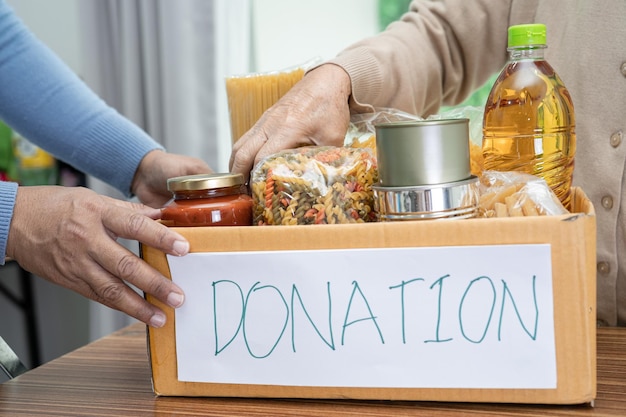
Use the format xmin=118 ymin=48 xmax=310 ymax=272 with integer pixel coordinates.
xmin=167 ymin=173 xmax=244 ymax=192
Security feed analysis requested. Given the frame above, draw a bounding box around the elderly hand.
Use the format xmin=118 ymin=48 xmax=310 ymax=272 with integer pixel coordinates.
xmin=6 ymin=185 xmax=191 ymax=327
xmin=131 ymin=149 xmax=212 ymax=208
xmin=229 ymin=64 xmax=353 ymax=181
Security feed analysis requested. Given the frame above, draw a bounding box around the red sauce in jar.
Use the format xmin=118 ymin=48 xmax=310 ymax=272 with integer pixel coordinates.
xmin=161 ymin=173 xmax=253 ymax=227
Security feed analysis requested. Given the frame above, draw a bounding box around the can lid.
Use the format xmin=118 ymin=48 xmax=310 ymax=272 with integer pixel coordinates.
xmin=167 ymin=173 xmax=244 ymax=192
xmin=508 ymin=23 xmax=546 ymax=48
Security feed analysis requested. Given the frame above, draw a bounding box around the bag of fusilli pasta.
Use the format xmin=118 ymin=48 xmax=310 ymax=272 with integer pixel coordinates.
xmin=250 ymin=146 xmax=379 ymax=225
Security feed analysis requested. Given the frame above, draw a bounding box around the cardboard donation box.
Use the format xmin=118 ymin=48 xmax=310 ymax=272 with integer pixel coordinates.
xmin=141 ymin=187 xmax=596 ymax=404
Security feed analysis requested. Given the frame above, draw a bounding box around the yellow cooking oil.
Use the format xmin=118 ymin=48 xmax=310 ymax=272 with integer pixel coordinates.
xmin=482 ymin=24 xmax=576 ymax=210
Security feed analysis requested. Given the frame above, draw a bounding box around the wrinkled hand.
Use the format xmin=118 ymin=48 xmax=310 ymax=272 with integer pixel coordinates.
xmin=6 ymin=185 xmax=191 ymax=327
xmin=131 ymin=149 xmax=212 ymax=208
xmin=229 ymin=64 xmax=353 ymax=181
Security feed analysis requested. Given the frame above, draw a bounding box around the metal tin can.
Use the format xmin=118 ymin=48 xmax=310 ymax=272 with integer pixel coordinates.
xmin=375 ymin=118 xmax=471 ymax=186
xmin=373 ymin=118 xmax=479 ymax=221
xmin=161 ymin=173 xmax=253 ymax=227
xmin=373 ymin=176 xmax=480 ymax=221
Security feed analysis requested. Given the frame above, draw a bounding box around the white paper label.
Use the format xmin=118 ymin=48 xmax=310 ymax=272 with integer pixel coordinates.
xmin=168 ymin=244 xmax=556 ymax=389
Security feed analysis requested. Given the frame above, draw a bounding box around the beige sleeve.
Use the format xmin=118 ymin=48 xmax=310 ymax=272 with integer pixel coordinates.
xmin=323 ymin=0 xmax=537 ymax=118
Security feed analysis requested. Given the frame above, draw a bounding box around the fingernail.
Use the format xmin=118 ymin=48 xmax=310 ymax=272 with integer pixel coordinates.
xmin=167 ymin=291 xmax=185 ymax=308
xmin=172 ymin=239 xmax=189 ymax=256
xmin=149 ymin=312 xmax=166 ymax=328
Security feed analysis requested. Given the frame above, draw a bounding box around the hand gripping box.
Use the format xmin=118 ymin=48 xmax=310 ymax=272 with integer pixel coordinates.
xmin=141 ymin=187 xmax=596 ymax=404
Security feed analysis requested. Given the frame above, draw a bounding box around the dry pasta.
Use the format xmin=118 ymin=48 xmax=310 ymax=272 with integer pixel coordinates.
xmin=250 ymin=146 xmax=379 ymax=225
xmin=226 ymin=67 xmax=305 ymax=144
xmin=477 ymin=171 xmax=569 ymax=218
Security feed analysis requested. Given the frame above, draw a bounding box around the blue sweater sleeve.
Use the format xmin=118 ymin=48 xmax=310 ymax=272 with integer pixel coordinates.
xmin=0 ymin=180 xmax=16 ymax=263
xmin=0 ymin=0 xmax=164 ymax=193
xmin=0 ymin=0 xmax=164 ymax=263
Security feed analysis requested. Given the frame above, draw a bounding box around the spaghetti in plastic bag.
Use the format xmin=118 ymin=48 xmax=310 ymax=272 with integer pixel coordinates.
xmin=250 ymin=146 xmax=378 ymax=225
xmin=225 ymin=57 xmax=322 ymax=144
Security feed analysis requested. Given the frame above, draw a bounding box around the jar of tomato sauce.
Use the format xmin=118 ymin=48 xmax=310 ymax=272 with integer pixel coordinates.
xmin=161 ymin=173 xmax=253 ymax=227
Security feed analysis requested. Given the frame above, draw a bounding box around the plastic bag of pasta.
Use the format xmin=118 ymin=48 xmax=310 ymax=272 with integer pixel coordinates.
xmin=344 ymin=107 xmax=419 ymax=150
xmin=477 ymin=171 xmax=569 ymax=217
xmin=250 ymin=146 xmax=378 ymax=225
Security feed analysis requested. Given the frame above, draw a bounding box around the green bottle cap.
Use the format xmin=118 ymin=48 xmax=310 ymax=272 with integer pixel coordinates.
xmin=508 ymin=23 xmax=546 ymax=48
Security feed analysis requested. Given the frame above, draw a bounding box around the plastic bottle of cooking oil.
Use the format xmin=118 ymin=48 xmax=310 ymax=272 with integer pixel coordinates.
xmin=482 ymin=23 xmax=576 ymax=210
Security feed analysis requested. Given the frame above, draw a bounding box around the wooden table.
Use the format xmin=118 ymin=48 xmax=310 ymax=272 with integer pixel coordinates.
xmin=0 ymin=323 xmax=624 ymax=416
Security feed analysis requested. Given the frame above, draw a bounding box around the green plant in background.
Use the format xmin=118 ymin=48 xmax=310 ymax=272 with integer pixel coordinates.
xmin=377 ymin=0 xmax=496 ymax=114
xmin=378 ymin=0 xmax=412 ymax=30
xmin=0 ymin=120 xmax=15 ymax=181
